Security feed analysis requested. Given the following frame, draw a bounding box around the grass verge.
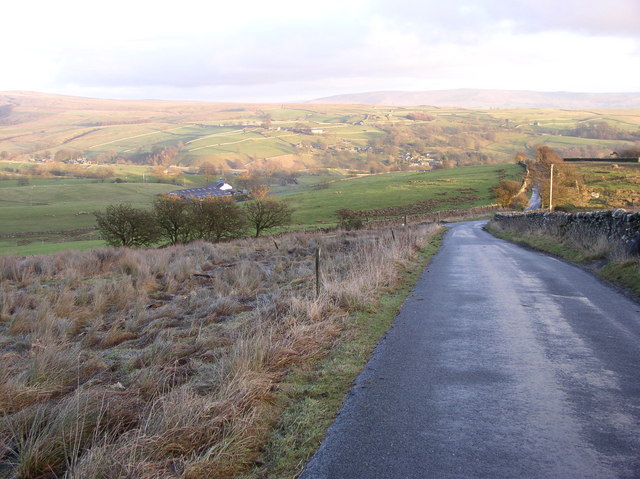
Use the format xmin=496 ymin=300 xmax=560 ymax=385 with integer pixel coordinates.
xmin=485 ymin=223 xmax=640 ymax=299
xmin=599 ymin=259 xmax=640 ymax=293
xmin=243 ymin=229 xmax=445 ymax=479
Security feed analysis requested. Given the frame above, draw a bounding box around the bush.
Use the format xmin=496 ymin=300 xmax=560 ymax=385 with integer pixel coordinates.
xmin=491 ymin=179 xmax=522 ymax=207
xmin=336 ymin=208 xmax=364 ymax=230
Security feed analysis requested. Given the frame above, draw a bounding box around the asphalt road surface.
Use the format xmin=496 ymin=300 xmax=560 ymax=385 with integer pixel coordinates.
xmin=300 ymin=221 xmax=640 ymax=479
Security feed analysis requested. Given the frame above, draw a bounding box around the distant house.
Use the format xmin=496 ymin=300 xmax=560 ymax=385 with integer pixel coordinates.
xmin=167 ymin=179 xmax=235 ymax=200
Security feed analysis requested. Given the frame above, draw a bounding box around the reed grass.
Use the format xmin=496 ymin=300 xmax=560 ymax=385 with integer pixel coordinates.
xmin=0 ymin=223 xmax=440 ymax=478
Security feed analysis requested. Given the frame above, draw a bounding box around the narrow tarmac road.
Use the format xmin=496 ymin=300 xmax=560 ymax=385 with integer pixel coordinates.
xmin=301 ymin=221 xmax=640 ymax=479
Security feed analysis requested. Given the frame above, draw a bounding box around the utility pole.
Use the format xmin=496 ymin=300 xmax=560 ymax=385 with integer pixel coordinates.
xmin=549 ymin=164 xmax=554 ymax=212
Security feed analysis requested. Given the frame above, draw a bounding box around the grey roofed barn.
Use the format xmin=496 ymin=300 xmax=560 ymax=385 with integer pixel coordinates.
xmin=167 ymin=179 xmax=235 ymax=200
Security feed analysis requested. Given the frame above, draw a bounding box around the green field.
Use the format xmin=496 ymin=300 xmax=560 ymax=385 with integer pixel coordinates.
xmin=284 ymin=164 xmax=521 ymax=226
xmin=0 ymin=238 xmax=104 ymax=255
xmin=2 ymin=159 xmax=638 ymax=256
xmin=576 ymin=161 xmax=640 ymax=208
xmin=0 ymin=182 xmax=178 ymax=234
xmin=0 ymin=164 xmax=519 ymax=255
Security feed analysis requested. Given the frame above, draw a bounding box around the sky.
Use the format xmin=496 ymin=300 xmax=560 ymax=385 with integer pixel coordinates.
xmin=2 ymin=0 xmax=640 ymax=102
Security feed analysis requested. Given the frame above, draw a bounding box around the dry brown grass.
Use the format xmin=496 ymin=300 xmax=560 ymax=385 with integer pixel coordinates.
xmin=0 ymin=223 xmax=440 ymax=478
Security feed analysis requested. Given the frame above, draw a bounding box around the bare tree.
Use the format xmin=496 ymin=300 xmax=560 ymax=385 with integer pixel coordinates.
xmin=260 ymin=113 xmax=273 ymax=129
xmin=198 ymin=161 xmax=219 ymax=183
xmin=153 ymin=195 xmax=194 ymax=245
xmin=190 ymin=197 xmax=247 ymax=242
xmin=244 ymin=198 xmax=293 ymax=237
xmin=336 ymin=208 xmax=364 ymax=230
xmin=94 ymin=204 xmax=159 ymax=247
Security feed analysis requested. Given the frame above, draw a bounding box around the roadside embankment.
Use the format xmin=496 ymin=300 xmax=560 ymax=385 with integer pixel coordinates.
xmin=486 ymin=210 xmax=640 ymax=297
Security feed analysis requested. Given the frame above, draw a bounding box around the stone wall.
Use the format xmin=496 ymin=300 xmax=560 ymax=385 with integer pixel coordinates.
xmin=491 ymin=209 xmax=640 ymax=256
xmin=368 ymin=205 xmax=505 ymax=229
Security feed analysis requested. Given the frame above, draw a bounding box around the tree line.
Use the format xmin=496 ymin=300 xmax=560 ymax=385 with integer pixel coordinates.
xmin=570 ymin=121 xmax=640 ymax=141
xmin=94 ymin=191 xmax=293 ymax=248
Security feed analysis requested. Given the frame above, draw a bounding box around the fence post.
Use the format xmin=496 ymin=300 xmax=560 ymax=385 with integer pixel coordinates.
xmin=315 ymin=247 xmax=321 ymax=298
xmin=391 ymin=229 xmax=396 ymax=241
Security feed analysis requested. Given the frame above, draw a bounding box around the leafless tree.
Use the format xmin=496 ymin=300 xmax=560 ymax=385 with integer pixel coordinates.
xmin=94 ymin=204 xmax=159 ymax=247
xmin=244 ymin=198 xmax=293 ymax=237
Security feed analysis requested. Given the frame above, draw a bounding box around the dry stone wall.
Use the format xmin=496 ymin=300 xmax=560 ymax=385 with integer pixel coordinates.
xmin=492 ymin=209 xmax=640 ymax=256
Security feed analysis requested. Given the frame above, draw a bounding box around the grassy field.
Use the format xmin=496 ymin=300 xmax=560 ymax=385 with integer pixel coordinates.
xmin=576 ymin=161 xmax=640 ymax=209
xmin=2 ymin=159 xmax=638 ymax=256
xmin=0 ymin=183 xmax=178 ymax=234
xmin=0 ymin=164 xmax=518 ymax=255
xmin=1 ymin=91 xmax=637 ymax=254
xmin=284 ymin=164 xmax=522 ymax=226
xmin=0 ymin=239 xmax=103 ymax=256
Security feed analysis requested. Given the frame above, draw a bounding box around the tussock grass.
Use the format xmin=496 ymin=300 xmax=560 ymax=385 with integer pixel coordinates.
xmin=0 ymin=223 xmax=440 ymax=477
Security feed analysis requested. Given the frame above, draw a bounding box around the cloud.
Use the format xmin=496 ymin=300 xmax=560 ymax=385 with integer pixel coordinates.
xmin=2 ymin=0 xmax=639 ymax=100
xmin=369 ymin=0 xmax=640 ymax=38
xmin=489 ymin=0 xmax=640 ymax=37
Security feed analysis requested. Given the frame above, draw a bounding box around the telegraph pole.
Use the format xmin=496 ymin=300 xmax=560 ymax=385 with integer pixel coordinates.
xmin=549 ymin=164 xmax=554 ymax=212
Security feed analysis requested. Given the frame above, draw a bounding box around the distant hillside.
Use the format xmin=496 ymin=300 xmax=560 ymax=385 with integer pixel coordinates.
xmin=310 ymin=89 xmax=640 ymax=109
xmin=0 ymin=90 xmax=268 ymax=126
xmin=1 ymin=91 xmax=639 ymax=171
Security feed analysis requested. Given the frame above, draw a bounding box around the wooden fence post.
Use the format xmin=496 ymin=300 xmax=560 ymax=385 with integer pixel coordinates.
xmin=315 ymin=246 xmax=321 ymax=298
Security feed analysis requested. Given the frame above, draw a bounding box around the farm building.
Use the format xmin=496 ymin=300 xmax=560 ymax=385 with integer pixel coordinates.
xmin=168 ymin=179 xmax=236 ymax=200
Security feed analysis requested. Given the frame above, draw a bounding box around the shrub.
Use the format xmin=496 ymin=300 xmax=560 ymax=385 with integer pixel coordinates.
xmin=336 ymin=208 xmax=364 ymax=230
xmin=491 ymin=179 xmax=522 ymax=207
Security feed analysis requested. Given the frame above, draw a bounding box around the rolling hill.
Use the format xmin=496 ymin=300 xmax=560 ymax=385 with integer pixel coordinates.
xmin=1 ymin=91 xmax=639 ymax=173
xmin=310 ymin=89 xmax=640 ymax=109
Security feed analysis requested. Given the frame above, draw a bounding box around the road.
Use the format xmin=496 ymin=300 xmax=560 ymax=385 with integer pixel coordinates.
xmin=300 ymin=220 xmax=640 ymax=479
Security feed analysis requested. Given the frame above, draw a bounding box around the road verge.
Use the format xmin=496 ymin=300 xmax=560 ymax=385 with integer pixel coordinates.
xmin=242 ymin=229 xmax=445 ymax=479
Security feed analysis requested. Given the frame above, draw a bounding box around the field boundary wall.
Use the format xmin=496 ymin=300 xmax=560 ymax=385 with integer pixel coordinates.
xmin=492 ymin=209 xmax=640 ymax=256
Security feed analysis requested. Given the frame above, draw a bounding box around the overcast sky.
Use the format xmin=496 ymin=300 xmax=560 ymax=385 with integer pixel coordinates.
xmin=3 ymin=0 xmax=639 ymax=102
